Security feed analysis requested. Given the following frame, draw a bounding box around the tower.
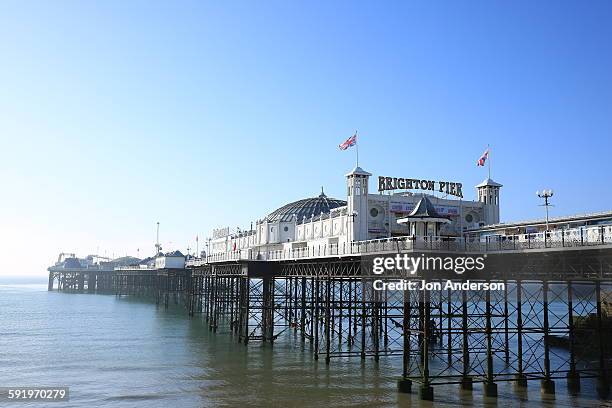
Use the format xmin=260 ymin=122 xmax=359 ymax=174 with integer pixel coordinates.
xmin=476 ymin=178 xmax=502 ymax=225
xmin=346 ymin=166 xmax=371 ymax=241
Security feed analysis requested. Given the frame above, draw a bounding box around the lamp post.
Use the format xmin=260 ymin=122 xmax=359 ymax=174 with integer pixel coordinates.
xmin=155 ymin=222 xmax=161 ymax=255
xmin=537 ymin=190 xmax=554 ymax=231
xmin=350 ymin=211 xmax=358 ymax=239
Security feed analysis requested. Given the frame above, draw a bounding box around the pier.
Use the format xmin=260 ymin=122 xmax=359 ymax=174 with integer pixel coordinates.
xmin=48 ymin=234 xmax=612 ymax=401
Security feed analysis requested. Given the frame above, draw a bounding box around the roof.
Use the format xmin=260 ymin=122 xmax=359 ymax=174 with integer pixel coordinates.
xmin=266 ymin=191 xmax=347 ymax=223
xmin=63 ymin=258 xmax=82 ymax=268
xmin=112 ymin=256 xmax=141 ymax=267
xmin=396 ymin=195 xmax=451 ymax=224
xmin=164 ymin=250 xmax=185 ymax=257
xmin=298 ymin=205 xmax=348 ymax=224
xmin=345 ymin=166 xmax=372 ymax=177
xmin=469 ymin=210 xmax=612 ymax=232
xmin=139 ymin=256 xmax=156 ymax=266
xmin=476 ymin=178 xmax=503 ymax=188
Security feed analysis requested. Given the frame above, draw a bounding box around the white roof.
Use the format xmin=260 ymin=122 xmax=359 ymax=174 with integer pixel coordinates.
xmin=345 ymin=166 xmax=372 ymax=177
xmin=476 ymin=178 xmax=503 ymax=188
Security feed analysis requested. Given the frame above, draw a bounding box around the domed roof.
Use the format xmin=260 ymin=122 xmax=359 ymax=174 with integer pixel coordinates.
xmin=266 ymin=190 xmax=346 ymax=223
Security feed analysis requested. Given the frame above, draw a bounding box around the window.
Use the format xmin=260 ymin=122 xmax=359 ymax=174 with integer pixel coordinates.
xmin=283 ymin=226 xmax=289 ymax=232
xmin=465 ymin=214 xmax=473 ymax=223
xmin=370 ymin=208 xmax=379 ymax=217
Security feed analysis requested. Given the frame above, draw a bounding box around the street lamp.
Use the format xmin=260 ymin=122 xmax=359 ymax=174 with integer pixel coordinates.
xmin=350 ymin=211 xmax=358 ymax=237
xmin=536 ymin=190 xmax=554 ymax=231
xmin=155 ymin=222 xmax=162 ymax=255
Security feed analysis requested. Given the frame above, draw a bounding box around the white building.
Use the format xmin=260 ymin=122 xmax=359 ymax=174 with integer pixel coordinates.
xmin=209 ymin=166 xmax=501 ymax=256
xmin=155 ymin=250 xmax=186 ymax=269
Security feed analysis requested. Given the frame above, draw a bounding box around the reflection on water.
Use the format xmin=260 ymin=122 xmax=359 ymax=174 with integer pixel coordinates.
xmin=0 ymin=282 xmax=608 ymax=407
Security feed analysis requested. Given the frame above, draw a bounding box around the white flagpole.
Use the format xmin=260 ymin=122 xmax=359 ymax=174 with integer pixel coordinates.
xmin=355 ymin=130 xmax=359 ymax=168
xmin=488 ymin=144 xmax=491 ymax=179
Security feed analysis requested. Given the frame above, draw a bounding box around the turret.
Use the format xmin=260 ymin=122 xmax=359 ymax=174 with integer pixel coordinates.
xmin=476 ymin=178 xmax=502 ymax=225
xmin=346 ymin=166 xmax=371 ymax=241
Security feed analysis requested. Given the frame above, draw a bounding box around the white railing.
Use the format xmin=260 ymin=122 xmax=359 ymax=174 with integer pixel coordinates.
xmin=114 ymin=265 xmax=157 ymax=271
xmin=184 ymin=224 xmax=612 ymax=266
xmin=477 ymin=224 xmax=612 ymax=251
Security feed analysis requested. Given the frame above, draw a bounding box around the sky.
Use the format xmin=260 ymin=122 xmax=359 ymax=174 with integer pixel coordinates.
xmin=1 ymin=1 xmax=611 ymax=276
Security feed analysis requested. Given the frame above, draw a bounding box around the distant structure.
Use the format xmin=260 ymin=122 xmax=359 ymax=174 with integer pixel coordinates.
xmin=155 ymin=250 xmax=186 ymax=269
xmin=49 ymin=253 xmax=139 ymax=270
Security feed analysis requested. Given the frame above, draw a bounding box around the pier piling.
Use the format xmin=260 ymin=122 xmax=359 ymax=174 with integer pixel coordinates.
xmin=47 ymin=246 xmax=612 ymax=402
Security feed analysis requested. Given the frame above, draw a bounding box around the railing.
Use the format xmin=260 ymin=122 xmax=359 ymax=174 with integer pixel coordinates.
xmin=47 ymin=264 xmax=116 ymax=272
xmin=185 ymin=225 xmax=612 ymax=266
xmin=114 ymin=265 xmax=157 ymax=271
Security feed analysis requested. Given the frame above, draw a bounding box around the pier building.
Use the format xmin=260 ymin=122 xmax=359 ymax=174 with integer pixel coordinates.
xmin=210 ymin=167 xmax=502 ymax=258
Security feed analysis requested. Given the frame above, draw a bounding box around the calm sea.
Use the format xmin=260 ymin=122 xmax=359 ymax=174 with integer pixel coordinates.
xmin=0 ymin=279 xmax=609 ymax=408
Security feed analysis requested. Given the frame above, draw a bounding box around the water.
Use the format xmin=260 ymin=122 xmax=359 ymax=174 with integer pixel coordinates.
xmin=1 ymin=280 xmax=609 ymax=407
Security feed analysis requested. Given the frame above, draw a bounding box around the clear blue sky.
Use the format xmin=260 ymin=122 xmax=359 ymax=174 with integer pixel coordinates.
xmin=1 ymin=1 xmax=611 ymax=275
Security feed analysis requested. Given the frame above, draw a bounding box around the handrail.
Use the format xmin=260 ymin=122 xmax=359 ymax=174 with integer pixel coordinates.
xmin=185 ymin=224 xmax=612 ymax=266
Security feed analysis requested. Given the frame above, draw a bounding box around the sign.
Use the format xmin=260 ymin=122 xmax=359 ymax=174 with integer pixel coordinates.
xmin=390 ymin=202 xmax=459 ymax=216
xmin=389 ymin=202 xmax=414 ymax=213
xmin=212 ymin=227 xmax=230 ymax=239
xmin=435 ymin=206 xmax=460 ymax=216
xmin=378 ymin=176 xmax=463 ymax=198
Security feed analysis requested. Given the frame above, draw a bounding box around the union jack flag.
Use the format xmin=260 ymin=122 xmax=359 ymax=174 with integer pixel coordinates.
xmin=339 ymin=134 xmax=357 ymax=150
xmin=477 ymin=148 xmax=489 ymax=166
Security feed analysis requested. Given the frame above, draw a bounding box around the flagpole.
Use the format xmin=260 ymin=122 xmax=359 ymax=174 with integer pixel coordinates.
xmin=355 ymin=130 xmax=359 ymax=168
xmin=488 ymin=144 xmax=491 ymax=179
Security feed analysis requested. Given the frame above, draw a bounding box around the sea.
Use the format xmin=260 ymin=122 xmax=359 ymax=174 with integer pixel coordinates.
xmin=1 ymin=278 xmax=610 ymax=408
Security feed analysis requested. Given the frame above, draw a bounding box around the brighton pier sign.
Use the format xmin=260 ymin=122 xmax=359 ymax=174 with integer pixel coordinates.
xmin=378 ymin=176 xmax=463 ymax=198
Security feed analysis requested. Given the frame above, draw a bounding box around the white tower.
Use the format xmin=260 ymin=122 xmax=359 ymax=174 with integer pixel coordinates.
xmin=346 ymin=166 xmax=371 ymax=241
xmin=476 ymin=178 xmax=502 ymax=225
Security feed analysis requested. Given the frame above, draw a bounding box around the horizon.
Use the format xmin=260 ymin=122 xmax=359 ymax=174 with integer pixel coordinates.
xmin=2 ymin=1 xmax=611 ymax=276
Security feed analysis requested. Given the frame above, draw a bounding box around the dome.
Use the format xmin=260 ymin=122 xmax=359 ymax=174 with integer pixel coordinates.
xmin=266 ymin=190 xmax=346 ymax=223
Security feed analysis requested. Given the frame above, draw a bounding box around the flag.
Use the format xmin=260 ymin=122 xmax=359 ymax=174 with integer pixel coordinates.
xmin=339 ymin=133 xmax=357 ymax=150
xmin=477 ymin=148 xmax=489 ymax=166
